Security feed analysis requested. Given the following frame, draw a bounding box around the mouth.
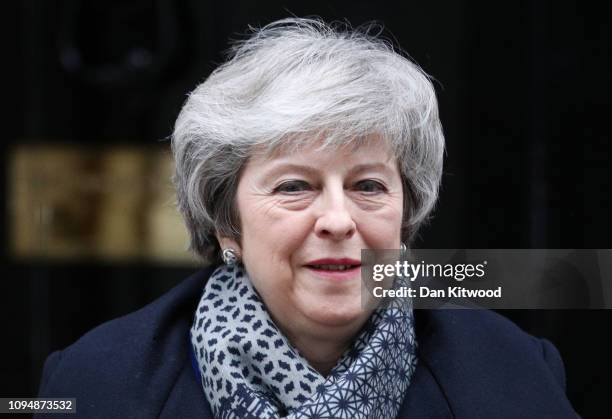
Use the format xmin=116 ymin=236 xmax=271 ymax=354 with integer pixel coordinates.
xmin=305 ymin=258 xmax=361 ymax=280
xmin=308 ymin=264 xmax=357 ymax=271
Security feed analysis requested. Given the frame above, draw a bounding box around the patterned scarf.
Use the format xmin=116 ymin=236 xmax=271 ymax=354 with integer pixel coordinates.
xmin=191 ymin=264 xmax=417 ymax=419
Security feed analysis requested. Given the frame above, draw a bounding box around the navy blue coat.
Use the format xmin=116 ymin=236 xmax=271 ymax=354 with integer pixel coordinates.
xmin=37 ymin=266 xmax=577 ymax=418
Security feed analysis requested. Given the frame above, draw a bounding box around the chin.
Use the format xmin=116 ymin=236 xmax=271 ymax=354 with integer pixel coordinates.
xmin=303 ymin=300 xmax=365 ymax=328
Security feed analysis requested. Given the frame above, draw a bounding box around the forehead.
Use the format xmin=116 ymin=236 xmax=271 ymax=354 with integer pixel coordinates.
xmin=249 ymin=135 xmax=397 ymax=168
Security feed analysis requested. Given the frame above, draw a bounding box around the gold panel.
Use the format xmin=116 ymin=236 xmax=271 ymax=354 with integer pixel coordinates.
xmin=8 ymin=144 xmax=198 ymax=264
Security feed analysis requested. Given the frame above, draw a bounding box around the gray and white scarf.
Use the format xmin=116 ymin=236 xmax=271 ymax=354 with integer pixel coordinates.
xmin=190 ymin=264 xmax=417 ymax=418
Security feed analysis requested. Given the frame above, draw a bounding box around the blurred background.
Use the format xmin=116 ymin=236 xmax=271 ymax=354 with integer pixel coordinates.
xmin=2 ymin=0 xmax=611 ymax=416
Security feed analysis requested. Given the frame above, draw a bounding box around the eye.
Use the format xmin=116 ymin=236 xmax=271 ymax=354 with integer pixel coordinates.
xmin=273 ymin=180 xmax=312 ymax=194
xmin=354 ymin=179 xmax=387 ymax=194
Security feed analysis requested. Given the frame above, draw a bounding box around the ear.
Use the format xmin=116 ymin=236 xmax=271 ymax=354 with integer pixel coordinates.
xmin=215 ymin=233 xmax=241 ymax=255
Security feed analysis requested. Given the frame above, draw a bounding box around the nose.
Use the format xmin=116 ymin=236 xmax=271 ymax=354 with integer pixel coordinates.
xmin=313 ymin=185 xmax=356 ymax=241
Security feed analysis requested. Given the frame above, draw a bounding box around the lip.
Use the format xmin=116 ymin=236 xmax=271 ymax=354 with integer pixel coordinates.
xmin=304 ymin=258 xmax=362 ymax=281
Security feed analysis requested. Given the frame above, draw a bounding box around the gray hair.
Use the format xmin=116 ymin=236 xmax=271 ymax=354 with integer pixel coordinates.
xmin=171 ymin=17 xmax=445 ymax=263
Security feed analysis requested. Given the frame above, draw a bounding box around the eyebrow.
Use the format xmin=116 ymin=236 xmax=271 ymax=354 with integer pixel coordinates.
xmin=348 ymin=163 xmax=395 ymax=176
xmin=261 ymin=162 xmax=395 ymax=183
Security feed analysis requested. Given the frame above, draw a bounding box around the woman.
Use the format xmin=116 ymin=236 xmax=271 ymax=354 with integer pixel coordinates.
xmin=38 ymin=18 xmax=577 ymax=418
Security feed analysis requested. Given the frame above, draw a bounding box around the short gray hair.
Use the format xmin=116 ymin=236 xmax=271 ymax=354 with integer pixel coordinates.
xmin=171 ymin=18 xmax=445 ymax=263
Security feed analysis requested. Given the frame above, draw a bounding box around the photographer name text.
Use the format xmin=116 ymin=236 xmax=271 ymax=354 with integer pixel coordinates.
xmin=372 ymin=285 xmax=503 ymax=299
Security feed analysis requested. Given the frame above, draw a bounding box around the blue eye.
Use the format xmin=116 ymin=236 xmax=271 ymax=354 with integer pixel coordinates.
xmin=274 ymin=180 xmax=312 ymax=194
xmin=355 ymin=179 xmax=386 ymax=193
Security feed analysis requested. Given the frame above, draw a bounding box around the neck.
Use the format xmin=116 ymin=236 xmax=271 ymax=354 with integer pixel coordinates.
xmin=283 ymin=324 xmax=363 ymax=377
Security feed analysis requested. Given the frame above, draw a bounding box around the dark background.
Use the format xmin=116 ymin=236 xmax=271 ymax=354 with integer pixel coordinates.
xmin=2 ymin=1 xmax=611 ymax=417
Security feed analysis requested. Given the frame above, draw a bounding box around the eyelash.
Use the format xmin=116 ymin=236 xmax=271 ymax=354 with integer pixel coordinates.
xmin=273 ymin=179 xmax=387 ymax=194
xmin=273 ymin=180 xmax=312 ymax=194
xmin=354 ymin=179 xmax=387 ymax=194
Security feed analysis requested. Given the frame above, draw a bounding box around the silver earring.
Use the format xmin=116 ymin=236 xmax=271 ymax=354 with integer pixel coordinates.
xmin=222 ymin=248 xmax=238 ymax=265
xmin=400 ymin=242 xmax=407 ymax=256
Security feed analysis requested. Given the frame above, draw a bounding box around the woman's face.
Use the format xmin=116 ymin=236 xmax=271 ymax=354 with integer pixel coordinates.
xmin=221 ymin=138 xmax=404 ymax=341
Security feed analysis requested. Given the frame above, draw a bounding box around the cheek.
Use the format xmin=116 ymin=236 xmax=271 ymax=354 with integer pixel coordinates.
xmin=240 ymin=209 xmax=313 ymax=306
xmin=240 ymin=200 xmax=312 ymax=266
xmin=356 ymin=202 xmax=404 ymax=247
